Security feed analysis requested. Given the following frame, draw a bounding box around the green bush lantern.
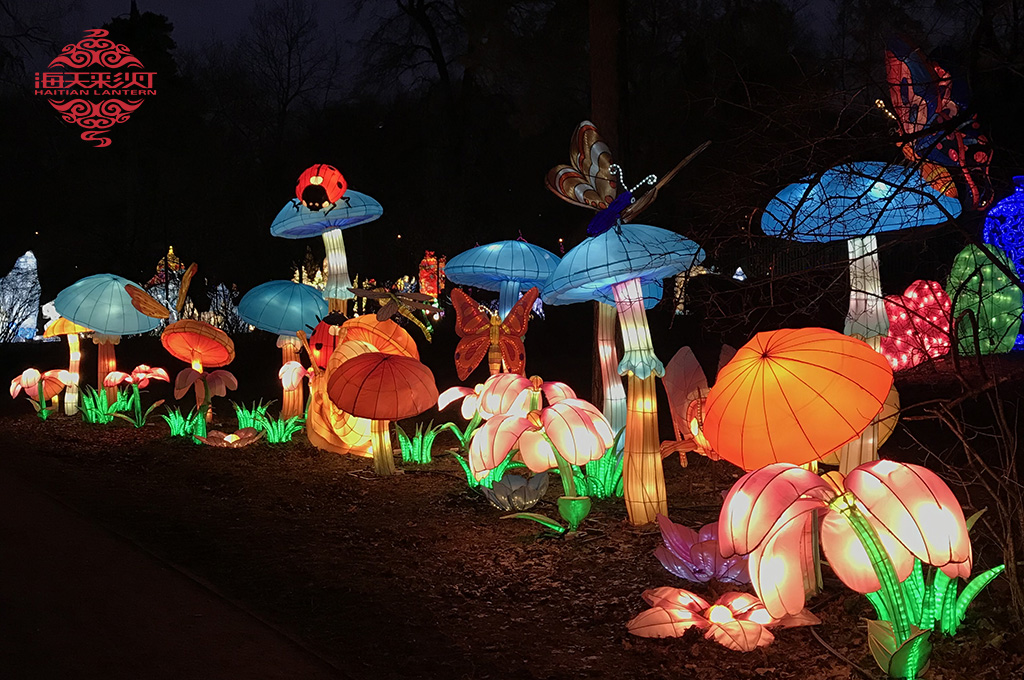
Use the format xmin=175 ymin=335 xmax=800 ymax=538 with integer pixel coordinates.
xmin=946 ymin=245 xmax=1022 ymax=355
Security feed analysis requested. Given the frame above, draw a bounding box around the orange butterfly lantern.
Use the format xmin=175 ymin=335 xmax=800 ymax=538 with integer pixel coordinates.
xmin=451 ymin=287 xmax=539 ymax=381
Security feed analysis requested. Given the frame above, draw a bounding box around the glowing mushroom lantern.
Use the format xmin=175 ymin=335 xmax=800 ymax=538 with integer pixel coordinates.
xmin=271 ymin=168 xmax=382 ymax=313
xmin=761 ymin=162 xmax=959 ymax=471
xmin=327 ymin=352 xmax=438 ymax=476
xmin=445 ymin=240 xmax=560 ymax=320
xmin=55 ymin=274 xmax=164 ymax=402
xmin=161 ymin=319 xmax=235 ymax=421
xmin=543 ymin=224 xmax=704 ymax=525
xmin=238 ymin=281 xmax=327 ymax=419
xmin=702 ymin=328 xmax=894 ymax=471
xmin=43 ymin=317 xmax=91 ymax=415
xmin=761 ymin=161 xmax=961 ymax=348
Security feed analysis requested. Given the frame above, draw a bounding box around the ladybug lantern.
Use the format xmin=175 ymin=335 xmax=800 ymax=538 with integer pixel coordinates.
xmin=309 ymin=312 xmax=347 ymax=370
xmin=296 ymin=164 xmax=348 ymax=212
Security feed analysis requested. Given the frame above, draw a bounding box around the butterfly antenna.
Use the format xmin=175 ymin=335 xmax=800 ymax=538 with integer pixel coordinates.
xmin=875 ymin=99 xmax=899 ymax=123
xmin=610 ymin=163 xmax=658 ymax=199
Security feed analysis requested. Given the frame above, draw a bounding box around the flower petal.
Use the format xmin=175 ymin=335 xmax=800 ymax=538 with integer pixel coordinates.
xmin=540 ymin=399 xmax=614 ymax=465
xmin=104 ymin=371 xmax=131 ymax=388
xmin=477 ymin=373 xmax=530 ymax=418
xmin=748 ymin=498 xmax=820 ymax=618
xmin=641 ymin=587 xmax=710 ymax=612
xmin=656 ymin=514 xmax=699 ymax=564
xmin=438 ymin=386 xmax=473 ymax=412
xmin=541 ymin=381 xmax=576 ymax=404
xmin=654 ymin=545 xmax=702 ymax=582
xmin=705 ymin=620 xmax=774 ymax=651
xmin=468 ymin=415 xmax=532 ymax=480
xmin=174 ymin=368 xmax=202 ymax=400
xmin=627 ymin=607 xmax=708 ymax=638
xmin=719 ymin=463 xmax=833 ymax=557
xmin=820 ymin=508 xmax=914 ymax=594
xmin=519 ymin=429 xmax=558 ymax=473
xmin=846 ymin=460 xmax=971 ymax=575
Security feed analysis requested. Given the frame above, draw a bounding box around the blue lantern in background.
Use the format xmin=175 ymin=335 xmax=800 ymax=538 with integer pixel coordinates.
xmin=983 ymin=177 xmax=1024 ymax=277
xmin=982 ymin=177 xmax=1024 ymax=348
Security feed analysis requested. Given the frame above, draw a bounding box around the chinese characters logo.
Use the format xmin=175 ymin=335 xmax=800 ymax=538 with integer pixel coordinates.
xmin=34 ymin=28 xmax=156 ymax=147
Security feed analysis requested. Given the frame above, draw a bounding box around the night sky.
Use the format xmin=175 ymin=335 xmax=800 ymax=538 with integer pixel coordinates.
xmin=2 ymin=0 xmax=1020 ymax=341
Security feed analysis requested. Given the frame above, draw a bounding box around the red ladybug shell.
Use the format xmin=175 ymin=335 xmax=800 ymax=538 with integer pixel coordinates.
xmin=296 ymin=164 xmax=348 ymax=207
xmin=309 ymin=315 xmax=344 ymax=370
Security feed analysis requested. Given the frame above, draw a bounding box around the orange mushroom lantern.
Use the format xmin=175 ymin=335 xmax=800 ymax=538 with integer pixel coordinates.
xmin=702 ymin=328 xmax=893 ymax=471
xmin=327 ymin=352 xmax=438 ymax=476
xmin=43 ymin=316 xmax=91 ymax=416
xmin=161 ymin=319 xmax=235 ymax=421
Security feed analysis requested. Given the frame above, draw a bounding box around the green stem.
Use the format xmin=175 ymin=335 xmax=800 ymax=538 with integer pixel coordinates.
xmin=544 ymin=433 xmax=578 ymax=497
xmin=831 ymin=492 xmax=911 ymax=642
xmin=133 ymin=384 xmax=142 ymax=424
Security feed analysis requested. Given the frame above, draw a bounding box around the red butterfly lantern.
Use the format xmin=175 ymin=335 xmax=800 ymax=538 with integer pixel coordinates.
xmin=296 ymin=164 xmax=348 ymax=211
xmin=451 ymin=287 xmax=539 ymax=380
xmin=884 ymin=39 xmax=993 ymax=210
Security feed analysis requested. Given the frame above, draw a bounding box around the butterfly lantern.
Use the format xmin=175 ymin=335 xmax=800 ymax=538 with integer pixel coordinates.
xmin=451 ymin=287 xmax=539 ymax=381
xmin=882 ymin=38 xmax=993 ymax=210
xmin=545 ymin=121 xmax=710 ymax=235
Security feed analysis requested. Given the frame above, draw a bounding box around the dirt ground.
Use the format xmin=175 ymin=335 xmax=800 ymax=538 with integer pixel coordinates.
xmin=0 ymin=410 xmax=1020 ymax=680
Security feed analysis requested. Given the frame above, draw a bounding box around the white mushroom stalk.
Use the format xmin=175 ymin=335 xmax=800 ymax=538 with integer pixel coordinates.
xmin=322 ymin=228 xmax=354 ymax=312
xmin=612 ymin=277 xmax=667 ymax=524
xmin=838 ymin=235 xmax=889 ymax=474
xmin=596 ymin=301 xmax=626 ymax=433
xmin=612 ymin=278 xmax=664 ymax=378
xmin=845 ymin=235 xmax=889 ymax=349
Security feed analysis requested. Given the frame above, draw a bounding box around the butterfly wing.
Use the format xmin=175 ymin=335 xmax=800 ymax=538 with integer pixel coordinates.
xmin=499 ymin=287 xmax=539 ymax=337
xmin=545 ymin=121 xmax=618 ymax=211
xmin=497 ymin=335 xmax=528 ymax=375
xmin=125 ymin=284 xmax=170 ymax=319
xmin=454 ymin=335 xmax=490 ymax=381
xmin=451 ymin=288 xmax=491 ymax=337
xmin=885 ymin=39 xmax=992 ymax=209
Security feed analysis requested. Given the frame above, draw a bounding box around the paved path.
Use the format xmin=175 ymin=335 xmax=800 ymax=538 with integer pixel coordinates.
xmin=0 ymin=470 xmax=347 ymax=680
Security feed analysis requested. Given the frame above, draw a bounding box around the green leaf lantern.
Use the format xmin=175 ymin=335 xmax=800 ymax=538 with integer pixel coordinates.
xmin=945 ymin=245 xmax=1022 ymax=355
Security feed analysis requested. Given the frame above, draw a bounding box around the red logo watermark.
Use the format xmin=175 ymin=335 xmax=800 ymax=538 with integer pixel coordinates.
xmin=34 ymin=28 xmax=156 ymax=147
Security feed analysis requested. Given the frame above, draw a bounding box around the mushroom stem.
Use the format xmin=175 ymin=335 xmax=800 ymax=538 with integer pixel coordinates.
xmin=612 ymin=278 xmax=667 ymax=525
xmin=497 ymin=279 xmax=520 ymax=320
xmin=845 ymin=235 xmax=889 ymax=348
xmin=623 ymin=373 xmax=667 ymax=524
xmin=841 ymin=235 xmax=886 ymax=474
xmin=612 ymin=279 xmax=665 ymax=378
xmin=280 ymin=341 xmax=303 ymax=420
xmin=95 ymin=337 xmax=119 ymax=403
xmin=190 ymin=360 xmax=213 ymax=422
xmin=64 ymin=333 xmax=81 ymax=416
xmin=322 ymin=228 xmax=354 ymax=307
xmin=596 ymin=302 xmax=626 ymax=434
xmin=370 ymin=419 xmax=396 ymax=476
